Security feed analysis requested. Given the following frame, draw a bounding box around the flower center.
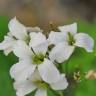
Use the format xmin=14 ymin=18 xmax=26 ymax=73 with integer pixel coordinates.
xmin=24 ymin=35 xmax=31 ymax=44
xmin=34 ymin=80 xmax=49 ymax=89
xmin=67 ymin=32 xmax=75 ymax=45
xmin=32 ymin=54 xmax=45 ymax=65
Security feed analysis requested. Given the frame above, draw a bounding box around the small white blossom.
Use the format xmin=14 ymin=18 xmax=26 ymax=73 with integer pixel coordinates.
xmin=14 ymin=70 xmax=68 ymax=96
xmin=48 ymin=23 xmax=94 ymax=63
xmin=10 ymin=32 xmax=61 ymax=83
xmin=0 ymin=17 xmax=42 ymax=55
xmin=0 ymin=32 xmax=16 ymax=55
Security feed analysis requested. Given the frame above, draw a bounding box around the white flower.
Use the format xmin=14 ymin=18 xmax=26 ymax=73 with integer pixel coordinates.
xmin=0 ymin=17 xmax=42 ymax=55
xmin=48 ymin=23 xmax=94 ymax=63
xmin=14 ymin=70 xmax=68 ymax=96
xmin=10 ymin=32 xmax=61 ymax=83
xmin=8 ymin=17 xmax=42 ymax=41
xmin=0 ymin=32 xmax=16 ymax=55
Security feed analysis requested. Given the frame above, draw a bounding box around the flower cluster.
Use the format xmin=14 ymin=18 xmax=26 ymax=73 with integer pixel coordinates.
xmin=0 ymin=17 xmax=94 ymax=96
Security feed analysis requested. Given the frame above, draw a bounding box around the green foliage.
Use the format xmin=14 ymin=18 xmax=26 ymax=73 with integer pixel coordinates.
xmin=0 ymin=16 xmax=16 ymax=96
xmin=0 ymin=17 xmax=96 ymax=96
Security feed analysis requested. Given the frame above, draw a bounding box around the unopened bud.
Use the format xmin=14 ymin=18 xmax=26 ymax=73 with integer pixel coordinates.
xmin=85 ymin=70 xmax=96 ymax=80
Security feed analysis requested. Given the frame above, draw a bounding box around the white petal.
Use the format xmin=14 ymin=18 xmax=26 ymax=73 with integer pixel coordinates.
xmin=0 ymin=36 xmax=14 ymax=49
xmin=29 ymin=32 xmax=48 ymax=55
xmin=10 ymin=59 xmax=36 ymax=81
xmin=0 ymin=36 xmax=15 ymax=55
xmin=38 ymin=59 xmax=61 ymax=83
xmin=7 ymin=32 xmax=13 ymax=37
xmin=35 ymin=89 xmax=47 ymax=96
xmin=14 ymin=80 xmax=37 ymax=96
xmin=32 ymin=42 xmax=48 ymax=55
xmin=74 ymin=33 xmax=94 ymax=52
xmin=13 ymin=40 xmax=32 ymax=59
xmin=50 ymin=74 xmax=68 ymax=90
xmin=4 ymin=47 xmax=13 ymax=55
xmin=8 ymin=17 xmax=27 ymax=40
xmin=16 ymin=92 xmax=24 ymax=96
xmin=58 ymin=23 xmax=77 ymax=35
xmin=29 ymin=32 xmax=47 ymax=47
xmin=27 ymin=27 xmax=43 ymax=33
xmin=48 ymin=31 xmax=67 ymax=45
xmin=49 ymin=42 xmax=75 ymax=63
xmin=30 ymin=70 xmax=42 ymax=81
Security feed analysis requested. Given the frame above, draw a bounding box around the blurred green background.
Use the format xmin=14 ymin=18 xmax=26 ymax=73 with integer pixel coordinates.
xmin=0 ymin=0 xmax=96 ymax=96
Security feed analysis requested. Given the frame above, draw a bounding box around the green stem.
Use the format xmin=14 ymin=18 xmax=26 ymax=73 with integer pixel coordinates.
xmin=55 ymin=61 xmax=63 ymax=73
xmin=58 ymin=91 xmax=64 ymax=96
xmin=50 ymin=88 xmax=64 ymax=96
xmin=54 ymin=59 xmax=70 ymax=75
xmin=51 ymin=89 xmax=61 ymax=96
xmin=59 ymin=64 xmax=63 ymax=73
